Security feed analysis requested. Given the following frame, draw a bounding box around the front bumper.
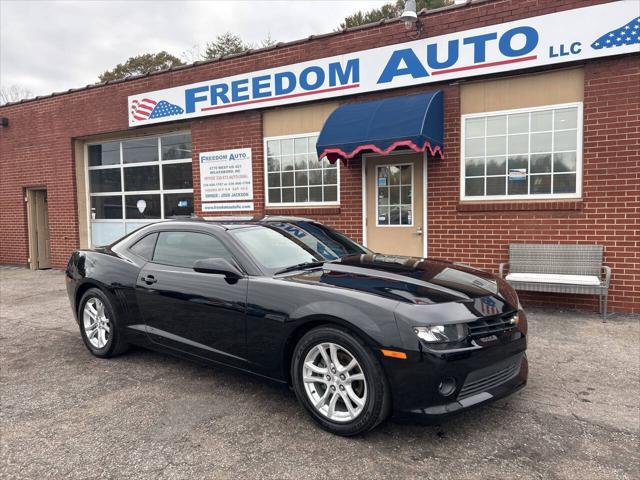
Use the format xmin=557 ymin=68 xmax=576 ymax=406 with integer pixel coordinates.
xmin=383 ymin=334 xmax=527 ymax=422
xmin=395 ymin=355 xmax=527 ymax=423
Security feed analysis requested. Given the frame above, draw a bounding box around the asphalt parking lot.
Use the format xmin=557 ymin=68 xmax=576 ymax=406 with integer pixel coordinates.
xmin=1 ymin=267 xmax=638 ymax=480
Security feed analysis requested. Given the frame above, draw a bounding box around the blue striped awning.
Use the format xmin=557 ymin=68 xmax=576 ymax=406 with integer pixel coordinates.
xmin=316 ymin=91 xmax=444 ymax=163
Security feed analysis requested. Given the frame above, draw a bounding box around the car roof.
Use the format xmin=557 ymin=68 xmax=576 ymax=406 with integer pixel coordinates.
xmin=160 ymin=215 xmax=318 ymax=231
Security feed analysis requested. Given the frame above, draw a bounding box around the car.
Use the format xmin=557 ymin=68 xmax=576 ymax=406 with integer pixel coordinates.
xmin=65 ymin=216 xmax=527 ymax=436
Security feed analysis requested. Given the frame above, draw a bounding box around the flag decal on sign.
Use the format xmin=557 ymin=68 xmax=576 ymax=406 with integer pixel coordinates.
xmin=591 ymin=16 xmax=640 ymax=49
xmin=130 ymin=98 xmax=184 ymax=122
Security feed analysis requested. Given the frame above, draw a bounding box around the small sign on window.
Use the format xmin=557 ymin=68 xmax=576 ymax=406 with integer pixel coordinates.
xmin=508 ymin=168 xmax=527 ymax=181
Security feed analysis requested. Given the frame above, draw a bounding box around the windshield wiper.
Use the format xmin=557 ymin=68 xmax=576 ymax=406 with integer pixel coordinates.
xmin=274 ymin=260 xmax=325 ymax=275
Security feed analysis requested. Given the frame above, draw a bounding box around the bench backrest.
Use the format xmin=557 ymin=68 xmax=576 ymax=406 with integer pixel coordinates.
xmin=509 ymin=244 xmax=603 ymax=276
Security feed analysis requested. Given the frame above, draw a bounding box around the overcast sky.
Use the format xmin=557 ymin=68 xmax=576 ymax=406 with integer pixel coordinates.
xmin=1 ymin=0 xmax=390 ymax=98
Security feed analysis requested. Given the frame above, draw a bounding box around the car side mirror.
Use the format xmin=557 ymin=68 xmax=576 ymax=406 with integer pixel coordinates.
xmin=193 ymin=258 xmax=243 ymax=280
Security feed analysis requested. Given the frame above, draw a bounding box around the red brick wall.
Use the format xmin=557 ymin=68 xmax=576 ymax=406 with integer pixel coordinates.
xmin=427 ymin=56 xmax=640 ymax=314
xmin=189 ymin=108 xmax=365 ymax=240
xmin=1 ymin=0 xmax=638 ymax=313
xmin=191 ymin=111 xmax=265 ymax=216
xmin=0 ymin=121 xmax=79 ymax=269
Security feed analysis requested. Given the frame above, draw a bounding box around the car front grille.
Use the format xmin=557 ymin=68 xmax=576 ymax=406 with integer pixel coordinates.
xmin=468 ymin=313 xmax=517 ymax=338
xmin=457 ymin=355 xmax=522 ymax=400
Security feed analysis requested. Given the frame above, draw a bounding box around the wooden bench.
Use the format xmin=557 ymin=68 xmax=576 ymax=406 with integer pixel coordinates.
xmin=499 ymin=244 xmax=611 ymax=321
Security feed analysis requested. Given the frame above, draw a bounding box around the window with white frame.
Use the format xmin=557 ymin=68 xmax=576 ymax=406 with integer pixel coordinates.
xmin=87 ymin=132 xmax=193 ymax=245
xmin=461 ymin=103 xmax=582 ymax=200
xmin=376 ymin=164 xmax=413 ymax=226
xmin=264 ymin=133 xmax=339 ymax=206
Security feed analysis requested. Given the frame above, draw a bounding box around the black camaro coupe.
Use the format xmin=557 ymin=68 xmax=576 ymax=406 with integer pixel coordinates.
xmin=66 ymin=216 xmax=527 ymax=436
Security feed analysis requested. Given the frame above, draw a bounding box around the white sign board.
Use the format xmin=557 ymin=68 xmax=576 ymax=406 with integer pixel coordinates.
xmin=202 ymin=202 xmax=254 ymax=212
xmin=199 ymin=148 xmax=253 ymax=202
xmin=129 ymin=2 xmax=639 ymax=126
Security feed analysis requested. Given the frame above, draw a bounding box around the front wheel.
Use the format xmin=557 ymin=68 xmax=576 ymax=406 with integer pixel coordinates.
xmin=291 ymin=326 xmax=390 ymax=436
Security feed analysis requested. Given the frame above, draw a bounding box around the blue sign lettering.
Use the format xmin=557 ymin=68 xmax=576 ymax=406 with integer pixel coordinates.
xmin=463 ymin=32 xmax=498 ymax=63
xmin=377 ymin=48 xmax=429 ymax=84
xmin=231 ymin=79 xmax=250 ymax=102
xmin=132 ymin=3 xmax=637 ymax=127
xmin=499 ymin=26 xmax=538 ymax=57
xmin=550 ymin=41 xmax=581 ymax=58
xmin=275 ymin=71 xmax=296 ymax=95
xmin=328 ymin=59 xmax=360 ymax=86
xmin=426 ymin=40 xmax=459 ymax=69
xmin=252 ymin=75 xmax=271 ymax=99
xmin=211 ymin=84 xmax=230 ymax=106
xmin=300 ymin=66 xmax=325 ymax=90
xmin=185 ymin=85 xmax=208 ymax=113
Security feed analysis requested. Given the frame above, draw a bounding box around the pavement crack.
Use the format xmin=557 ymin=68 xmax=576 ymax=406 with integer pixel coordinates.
xmin=570 ymin=412 xmax=637 ymax=435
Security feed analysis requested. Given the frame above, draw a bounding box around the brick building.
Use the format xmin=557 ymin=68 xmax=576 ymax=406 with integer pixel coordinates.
xmin=0 ymin=0 xmax=638 ymax=313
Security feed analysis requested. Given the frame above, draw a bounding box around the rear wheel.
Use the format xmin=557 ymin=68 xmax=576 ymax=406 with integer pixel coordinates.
xmin=291 ymin=326 xmax=390 ymax=436
xmin=78 ymin=288 xmax=128 ymax=358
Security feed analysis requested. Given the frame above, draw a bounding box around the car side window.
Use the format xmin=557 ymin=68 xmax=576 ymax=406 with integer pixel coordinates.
xmin=129 ymin=233 xmax=158 ymax=260
xmin=152 ymin=231 xmax=233 ymax=268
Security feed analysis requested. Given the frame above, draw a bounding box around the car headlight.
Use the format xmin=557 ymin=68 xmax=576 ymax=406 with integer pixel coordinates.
xmin=413 ymin=324 xmax=468 ymax=344
xmin=515 ymin=309 xmax=528 ymax=335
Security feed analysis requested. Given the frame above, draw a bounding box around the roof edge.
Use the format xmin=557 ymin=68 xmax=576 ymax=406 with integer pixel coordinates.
xmin=0 ymin=0 xmax=492 ymax=108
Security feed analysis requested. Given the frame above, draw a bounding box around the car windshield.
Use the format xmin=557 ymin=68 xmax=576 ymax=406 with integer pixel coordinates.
xmin=231 ymin=226 xmax=323 ymax=271
xmin=267 ymin=222 xmax=371 ymax=260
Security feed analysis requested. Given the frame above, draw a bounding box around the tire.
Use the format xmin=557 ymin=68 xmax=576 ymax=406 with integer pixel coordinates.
xmin=78 ymin=287 xmax=129 ymax=358
xmin=291 ymin=326 xmax=391 ymax=436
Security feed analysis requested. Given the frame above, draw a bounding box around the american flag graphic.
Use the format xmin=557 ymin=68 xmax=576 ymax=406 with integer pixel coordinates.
xmin=476 ymin=297 xmax=501 ymax=317
xmin=130 ymin=98 xmax=184 ymax=122
xmin=591 ymin=17 xmax=640 ymax=49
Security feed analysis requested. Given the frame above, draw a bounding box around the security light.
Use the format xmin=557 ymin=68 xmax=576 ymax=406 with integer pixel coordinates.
xmin=399 ymin=0 xmax=422 ymax=35
xmin=399 ymin=0 xmax=418 ymax=29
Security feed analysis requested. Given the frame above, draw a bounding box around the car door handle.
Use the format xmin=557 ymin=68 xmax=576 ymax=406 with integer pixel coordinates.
xmin=142 ymin=274 xmax=157 ymax=285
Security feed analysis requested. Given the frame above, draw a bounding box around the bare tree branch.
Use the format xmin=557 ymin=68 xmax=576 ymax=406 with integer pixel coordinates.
xmin=0 ymin=84 xmax=33 ymax=105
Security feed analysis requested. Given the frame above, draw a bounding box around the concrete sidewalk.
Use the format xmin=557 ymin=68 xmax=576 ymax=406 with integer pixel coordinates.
xmin=1 ymin=267 xmax=638 ymax=479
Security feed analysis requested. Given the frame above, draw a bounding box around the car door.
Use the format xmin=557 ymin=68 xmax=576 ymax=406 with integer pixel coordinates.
xmin=135 ymin=229 xmax=248 ymax=366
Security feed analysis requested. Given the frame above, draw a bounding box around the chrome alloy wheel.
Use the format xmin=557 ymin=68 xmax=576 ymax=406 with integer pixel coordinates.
xmin=302 ymin=342 xmax=367 ymax=423
xmin=83 ymin=297 xmax=111 ymax=349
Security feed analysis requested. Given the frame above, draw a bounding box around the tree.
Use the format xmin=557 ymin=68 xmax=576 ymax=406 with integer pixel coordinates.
xmin=203 ymin=32 xmax=278 ymax=60
xmin=204 ymin=32 xmax=249 ymax=59
xmin=340 ymin=3 xmax=399 ymax=29
xmin=339 ymin=0 xmax=452 ymax=29
xmin=180 ymin=44 xmax=204 ymax=64
xmin=259 ymin=33 xmax=277 ymax=49
xmin=98 ymin=51 xmax=184 ymax=82
xmin=0 ymin=84 xmax=33 ymax=105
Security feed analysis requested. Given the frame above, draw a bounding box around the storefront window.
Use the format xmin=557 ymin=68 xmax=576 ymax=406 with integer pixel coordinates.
xmin=122 ymin=137 xmax=159 ymax=164
xmin=123 ymin=165 xmax=160 ymax=191
xmin=461 ymin=104 xmax=582 ymax=200
xmin=162 ymin=163 xmax=193 ymax=189
xmin=377 ymin=164 xmax=413 ymax=226
xmin=161 ymin=133 xmax=192 ymax=160
xmin=90 ymin=196 xmax=122 ymax=219
xmin=88 ymin=141 xmax=120 ymax=167
xmin=89 ymin=168 xmax=121 ymax=193
xmin=87 ymin=132 xmax=193 ymax=246
xmin=125 ymin=194 xmax=161 ymax=219
xmin=265 ymin=133 xmax=339 ymax=206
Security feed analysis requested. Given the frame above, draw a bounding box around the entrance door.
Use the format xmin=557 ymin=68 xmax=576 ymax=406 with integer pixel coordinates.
xmin=27 ymin=189 xmax=52 ymax=269
xmin=365 ymin=153 xmax=424 ymax=257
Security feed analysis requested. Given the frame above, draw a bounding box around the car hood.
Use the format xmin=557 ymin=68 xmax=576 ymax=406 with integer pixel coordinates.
xmin=284 ymin=253 xmax=519 ymax=312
